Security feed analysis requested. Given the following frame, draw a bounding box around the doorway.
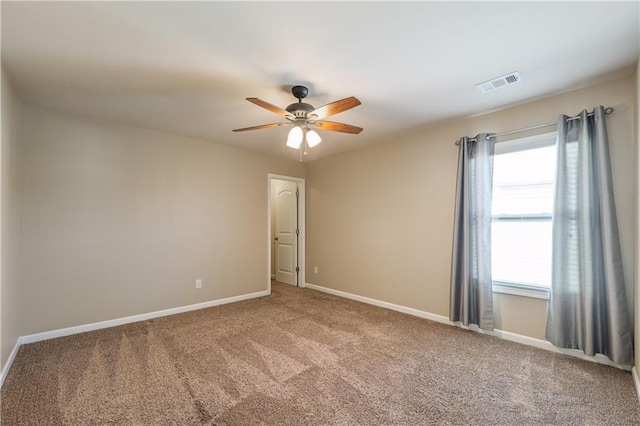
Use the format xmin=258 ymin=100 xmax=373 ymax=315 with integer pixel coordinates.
xmin=268 ymin=174 xmax=305 ymax=292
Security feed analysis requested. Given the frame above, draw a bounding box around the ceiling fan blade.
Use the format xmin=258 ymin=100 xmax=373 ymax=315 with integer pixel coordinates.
xmin=313 ymin=120 xmax=363 ymax=134
xmin=232 ymin=122 xmax=288 ymax=132
xmin=309 ymin=97 xmax=361 ymax=120
xmin=246 ymin=98 xmax=292 ymax=118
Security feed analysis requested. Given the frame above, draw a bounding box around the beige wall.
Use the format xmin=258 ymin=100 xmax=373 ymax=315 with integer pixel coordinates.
xmin=307 ymin=74 xmax=637 ymax=341
xmin=19 ymin=105 xmax=305 ymax=335
xmin=1 ymin=69 xmax=22 ymax=368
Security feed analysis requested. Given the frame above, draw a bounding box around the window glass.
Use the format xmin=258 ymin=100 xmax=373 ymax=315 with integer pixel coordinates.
xmin=491 ymin=135 xmax=556 ymax=290
xmin=492 ymin=146 xmax=555 ymax=216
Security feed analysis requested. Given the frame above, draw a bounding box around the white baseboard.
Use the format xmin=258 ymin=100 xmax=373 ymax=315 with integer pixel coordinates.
xmin=20 ymin=289 xmax=270 ymax=345
xmin=305 ymin=282 xmax=632 ymax=371
xmin=633 ymin=367 xmax=640 ymax=403
xmin=0 ymin=338 xmax=22 ymax=388
xmin=305 ymin=282 xmax=451 ymax=324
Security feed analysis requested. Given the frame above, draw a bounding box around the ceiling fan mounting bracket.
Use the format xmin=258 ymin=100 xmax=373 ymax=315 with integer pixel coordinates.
xmin=291 ymin=85 xmax=309 ymax=101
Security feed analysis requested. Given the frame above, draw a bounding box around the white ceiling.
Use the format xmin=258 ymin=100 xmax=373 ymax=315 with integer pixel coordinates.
xmin=2 ymin=1 xmax=639 ymax=162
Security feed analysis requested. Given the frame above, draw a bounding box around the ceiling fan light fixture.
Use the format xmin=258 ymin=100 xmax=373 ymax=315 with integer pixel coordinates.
xmin=286 ymin=126 xmax=303 ymax=149
xmin=233 ymin=85 xmax=362 ymax=153
xmin=306 ymin=129 xmax=322 ymax=147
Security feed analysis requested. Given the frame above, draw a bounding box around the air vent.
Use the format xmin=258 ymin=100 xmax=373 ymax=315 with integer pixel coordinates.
xmin=476 ymin=71 xmax=521 ymax=93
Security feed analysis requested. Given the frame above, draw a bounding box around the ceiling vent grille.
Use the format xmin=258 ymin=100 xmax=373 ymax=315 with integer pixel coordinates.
xmin=476 ymin=71 xmax=521 ymax=93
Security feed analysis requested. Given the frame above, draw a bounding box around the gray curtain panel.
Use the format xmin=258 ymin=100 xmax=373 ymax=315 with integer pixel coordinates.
xmin=546 ymin=106 xmax=633 ymax=365
xmin=450 ymin=134 xmax=495 ymax=331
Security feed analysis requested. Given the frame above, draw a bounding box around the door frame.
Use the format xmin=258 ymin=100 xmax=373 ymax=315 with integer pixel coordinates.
xmin=267 ymin=174 xmax=306 ymax=293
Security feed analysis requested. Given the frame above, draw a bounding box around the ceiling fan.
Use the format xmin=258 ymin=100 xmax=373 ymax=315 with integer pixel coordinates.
xmin=233 ymin=85 xmax=362 ymax=150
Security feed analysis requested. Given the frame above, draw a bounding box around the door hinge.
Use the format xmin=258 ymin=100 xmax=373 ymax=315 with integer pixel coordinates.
xmin=295 ymin=228 xmax=299 ymax=236
xmin=296 ymin=188 xmax=299 ymax=198
xmin=296 ymin=266 xmax=300 ymax=273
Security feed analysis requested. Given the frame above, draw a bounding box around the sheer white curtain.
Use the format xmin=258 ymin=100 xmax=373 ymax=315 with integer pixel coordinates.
xmin=546 ymin=106 xmax=633 ymax=365
xmin=450 ymin=134 xmax=495 ymax=330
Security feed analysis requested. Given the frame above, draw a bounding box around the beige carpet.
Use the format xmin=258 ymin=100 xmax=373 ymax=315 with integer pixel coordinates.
xmin=2 ymin=282 xmax=639 ymax=425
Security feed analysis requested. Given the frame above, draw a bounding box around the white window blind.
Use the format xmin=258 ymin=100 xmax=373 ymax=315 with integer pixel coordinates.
xmin=491 ymin=133 xmax=556 ymax=294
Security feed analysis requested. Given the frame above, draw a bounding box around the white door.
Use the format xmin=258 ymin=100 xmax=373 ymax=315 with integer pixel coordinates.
xmin=274 ymin=180 xmax=298 ymax=286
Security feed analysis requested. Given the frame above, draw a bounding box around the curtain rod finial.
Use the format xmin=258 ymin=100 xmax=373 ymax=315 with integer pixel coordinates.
xmin=604 ymin=107 xmax=614 ymax=114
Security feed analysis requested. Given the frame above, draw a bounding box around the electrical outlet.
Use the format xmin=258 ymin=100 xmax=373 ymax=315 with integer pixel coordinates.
xmin=314 ymin=266 xmax=318 ymax=274
xmin=195 ymin=279 xmax=202 ymax=289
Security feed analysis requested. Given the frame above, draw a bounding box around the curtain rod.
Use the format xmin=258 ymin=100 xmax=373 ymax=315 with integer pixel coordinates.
xmin=455 ymin=107 xmax=614 ymax=145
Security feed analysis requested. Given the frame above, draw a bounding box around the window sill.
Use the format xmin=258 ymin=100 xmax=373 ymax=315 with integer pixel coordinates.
xmin=492 ymin=281 xmax=549 ymax=300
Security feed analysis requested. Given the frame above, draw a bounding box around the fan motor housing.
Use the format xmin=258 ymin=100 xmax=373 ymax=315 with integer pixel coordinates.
xmin=286 ymin=102 xmax=314 ymax=118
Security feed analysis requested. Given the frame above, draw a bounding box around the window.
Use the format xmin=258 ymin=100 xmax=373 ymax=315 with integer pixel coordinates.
xmin=491 ymin=132 xmax=556 ymax=299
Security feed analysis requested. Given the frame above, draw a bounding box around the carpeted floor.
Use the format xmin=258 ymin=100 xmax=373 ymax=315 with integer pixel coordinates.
xmin=2 ymin=282 xmax=639 ymax=425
